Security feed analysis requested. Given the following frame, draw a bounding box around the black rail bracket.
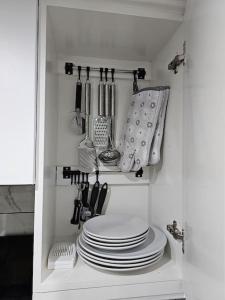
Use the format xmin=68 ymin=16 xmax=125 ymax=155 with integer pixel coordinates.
xmin=65 ymin=62 xmax=73 ymax=75
xmin=137 ymin=68 xmax=146 ymax=79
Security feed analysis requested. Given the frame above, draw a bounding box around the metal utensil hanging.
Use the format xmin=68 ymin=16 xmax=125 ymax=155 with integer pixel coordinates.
xmin=98 ymin=69 xmax=120 ymax=165
xmin=72 ymin=66 xmax=84 ymax=134
xmin=93 ymin=68 xmax=111 ymax=149
xmin=78 ymin=67 xmax=98 ymax=173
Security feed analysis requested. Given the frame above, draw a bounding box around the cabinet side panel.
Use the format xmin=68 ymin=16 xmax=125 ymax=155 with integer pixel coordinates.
xmin=40 ymin=12 xmax=59 ymax=281
xmin=33 ymin=6 xmax=58 ymax=289
xmin=0 ymin=0 xmax=37 ymax=184
xmin=150 ymin=24 xmax=184 ymax=268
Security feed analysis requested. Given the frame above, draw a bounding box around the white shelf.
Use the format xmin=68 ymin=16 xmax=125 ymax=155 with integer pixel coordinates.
xmin=35 ymin=254 xmax=183 ymax=298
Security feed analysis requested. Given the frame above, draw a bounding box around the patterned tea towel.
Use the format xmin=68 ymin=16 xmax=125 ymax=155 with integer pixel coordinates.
xmin=118 ymin=86 xmax=170 ymax=172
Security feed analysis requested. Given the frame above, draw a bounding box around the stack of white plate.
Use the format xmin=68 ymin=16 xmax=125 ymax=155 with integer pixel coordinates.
xmin=77 ymin=214 xmax=167 ymax=272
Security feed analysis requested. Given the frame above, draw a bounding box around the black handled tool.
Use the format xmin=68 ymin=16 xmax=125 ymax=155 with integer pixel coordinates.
xmin=73 ymin=66 xmax=83 ymax=135
xmin=70 ymin=199 xmax=81 ymax=225
xmin=89 ymin=170 xmax=100 ymax=216
xmin=75 ymin=66 xmax=82 ymax=112
xmin=82 ymin=174 xmax=89 ymax=208
xmin=70 ymin=180 xmax=82 ymax=227
xmin=96 ymin=183 xmax=108 ymax=216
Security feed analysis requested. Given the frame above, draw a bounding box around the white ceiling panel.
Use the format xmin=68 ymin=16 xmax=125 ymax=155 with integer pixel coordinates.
xmin=48 ymin=6 xmax=182 ymax=61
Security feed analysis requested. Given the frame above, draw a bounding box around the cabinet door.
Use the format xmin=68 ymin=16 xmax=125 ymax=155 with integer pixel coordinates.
xmin=0 ymin=0 xmax=37 ymax=184
xmin=183 ymin=0 xmax=225 ymax=299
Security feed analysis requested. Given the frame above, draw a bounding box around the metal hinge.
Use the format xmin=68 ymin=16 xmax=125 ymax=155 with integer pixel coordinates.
xmin=167 ymin=220 xmax=184 ymax=254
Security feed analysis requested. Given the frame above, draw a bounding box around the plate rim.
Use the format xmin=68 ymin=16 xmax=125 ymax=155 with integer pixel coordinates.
xmin=83 ymin=228 xmax=149 ymax=243
xmin=77 ymin=243 xmax=163 ymax=265
xmin=78 ymin=251 xmax=163 ymax=272
xmin=81 ymin=234 xmax=147 ymax=251
xmin=78 ymin=248 xmax=163 ymax=267
xmin=82 ymin=232 xmax=146 ymax=247
xmin=83 ymin=214 xmax=149 ymax=240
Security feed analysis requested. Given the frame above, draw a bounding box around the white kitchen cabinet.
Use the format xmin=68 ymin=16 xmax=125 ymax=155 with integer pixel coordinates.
xmin=0 ymin=0 xmax=37 ymax=184
xmin=33 ymin=0 xmax=225 ymax=299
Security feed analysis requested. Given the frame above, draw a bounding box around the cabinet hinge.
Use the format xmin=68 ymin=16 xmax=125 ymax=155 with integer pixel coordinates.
xmin=167 ymin=220 xmax=184 ymax=254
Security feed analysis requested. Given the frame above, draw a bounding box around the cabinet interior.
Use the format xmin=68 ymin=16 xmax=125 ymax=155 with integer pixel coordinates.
xmin=34 ymin=3 xmax=184 ymax=296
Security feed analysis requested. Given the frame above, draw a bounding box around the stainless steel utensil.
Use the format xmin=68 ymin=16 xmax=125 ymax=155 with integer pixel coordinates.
xmin=72 ymin=66 xmax=84 ymax=135
xmin=78 ymin=67 xmax=98 ymax=173
xmin=98 ymin=69 xmax=120 ymax=165
xmin=104 ymin=68 xmax=111 ymax=117
xmin=93 ymin=68 xmax=111 ymax=149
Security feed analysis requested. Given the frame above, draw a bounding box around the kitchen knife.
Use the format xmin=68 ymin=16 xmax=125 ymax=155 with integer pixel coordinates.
xmin=89 ymin=181 xmax=100 ymax=216
xmin=82 ymin=182 xmax=89 ymax=208
xmin=89 ymin=171 xmax=100 ymax=216
xmin=96 ymin=182 xmax=108 ymax=216
xmin=70 ymin=199 xmax=81 ymax=225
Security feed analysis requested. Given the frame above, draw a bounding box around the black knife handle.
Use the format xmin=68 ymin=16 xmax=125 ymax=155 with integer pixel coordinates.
xmin=89 ymin=181 xmax=100 ymax=216
xmin=96 ymin=183 xmax=108 ymax=215
xmin=70 ymin=200 xmax=81 ymax=225
xmin=75 ymin=82 xmax=82 ymax=111
xmin=82 ymin=182 xmax=89 ymax=207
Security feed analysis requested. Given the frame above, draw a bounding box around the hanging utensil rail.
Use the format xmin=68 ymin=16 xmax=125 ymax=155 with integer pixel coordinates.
xmin=65 ymin=62 xmax=146 ymax=79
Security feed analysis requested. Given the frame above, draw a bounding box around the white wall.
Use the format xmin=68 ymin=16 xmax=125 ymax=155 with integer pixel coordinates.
xmin=54 ymin=56 xmax=151 ymax=238
xmin=150 ymin=24 xmax=184 ymax=267
xmin=183 ymin=0 xmax=225 ymax=299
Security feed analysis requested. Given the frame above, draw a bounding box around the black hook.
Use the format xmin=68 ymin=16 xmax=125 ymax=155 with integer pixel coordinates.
xmin=100 ymin=68 xmax=103 ymax=81
xmin=85 ymin=173 xmax=89 ymax=183
xmin=111 ymin=68 xmax=115 ymax=82
xmin=82 ymin=172 xmax=85 ymax=183
xmin=96 ymin=170 xmax=99 ymax=182
xmin=133 ymin=70 xmax=137 ymax=81
xmin=78 ymin=66 xmax=81 ymax=80
xmin=105 ymin=68 xmax=108 ymax=82
xmin=86 ymin=66 xmax=90 ymax=80
xmin=133 ymin=70 xmax=139 ymax=93
xmin=77 ymin=171 xmax=80 ymax=184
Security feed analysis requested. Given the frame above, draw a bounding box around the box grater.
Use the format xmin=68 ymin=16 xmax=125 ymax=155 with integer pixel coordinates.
xmin=93 ymin=116 xmax=111 ymax=148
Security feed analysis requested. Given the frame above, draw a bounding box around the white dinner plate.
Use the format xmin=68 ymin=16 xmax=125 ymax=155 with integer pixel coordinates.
xmin=83 ymin=228 xmax=149 ymax=243
xmin=82 ymin=233 xmax=146 ymax=251
xmin=82 ymin=237 xmax=146 ymax=251
xmin=78 ymin=250 xmax=163 ymax=272
xmin=78 ymin=226 xmax=167 ymax=260
xmin=77 ymin=243 xmax=163 ymax=265
xmin=82 ymin=231 xmax=147 ymax=246
xmin=78 ymin=248 xmax=163 ymax=268
xmin=83 ymin=214 xmax=149 ymax=240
